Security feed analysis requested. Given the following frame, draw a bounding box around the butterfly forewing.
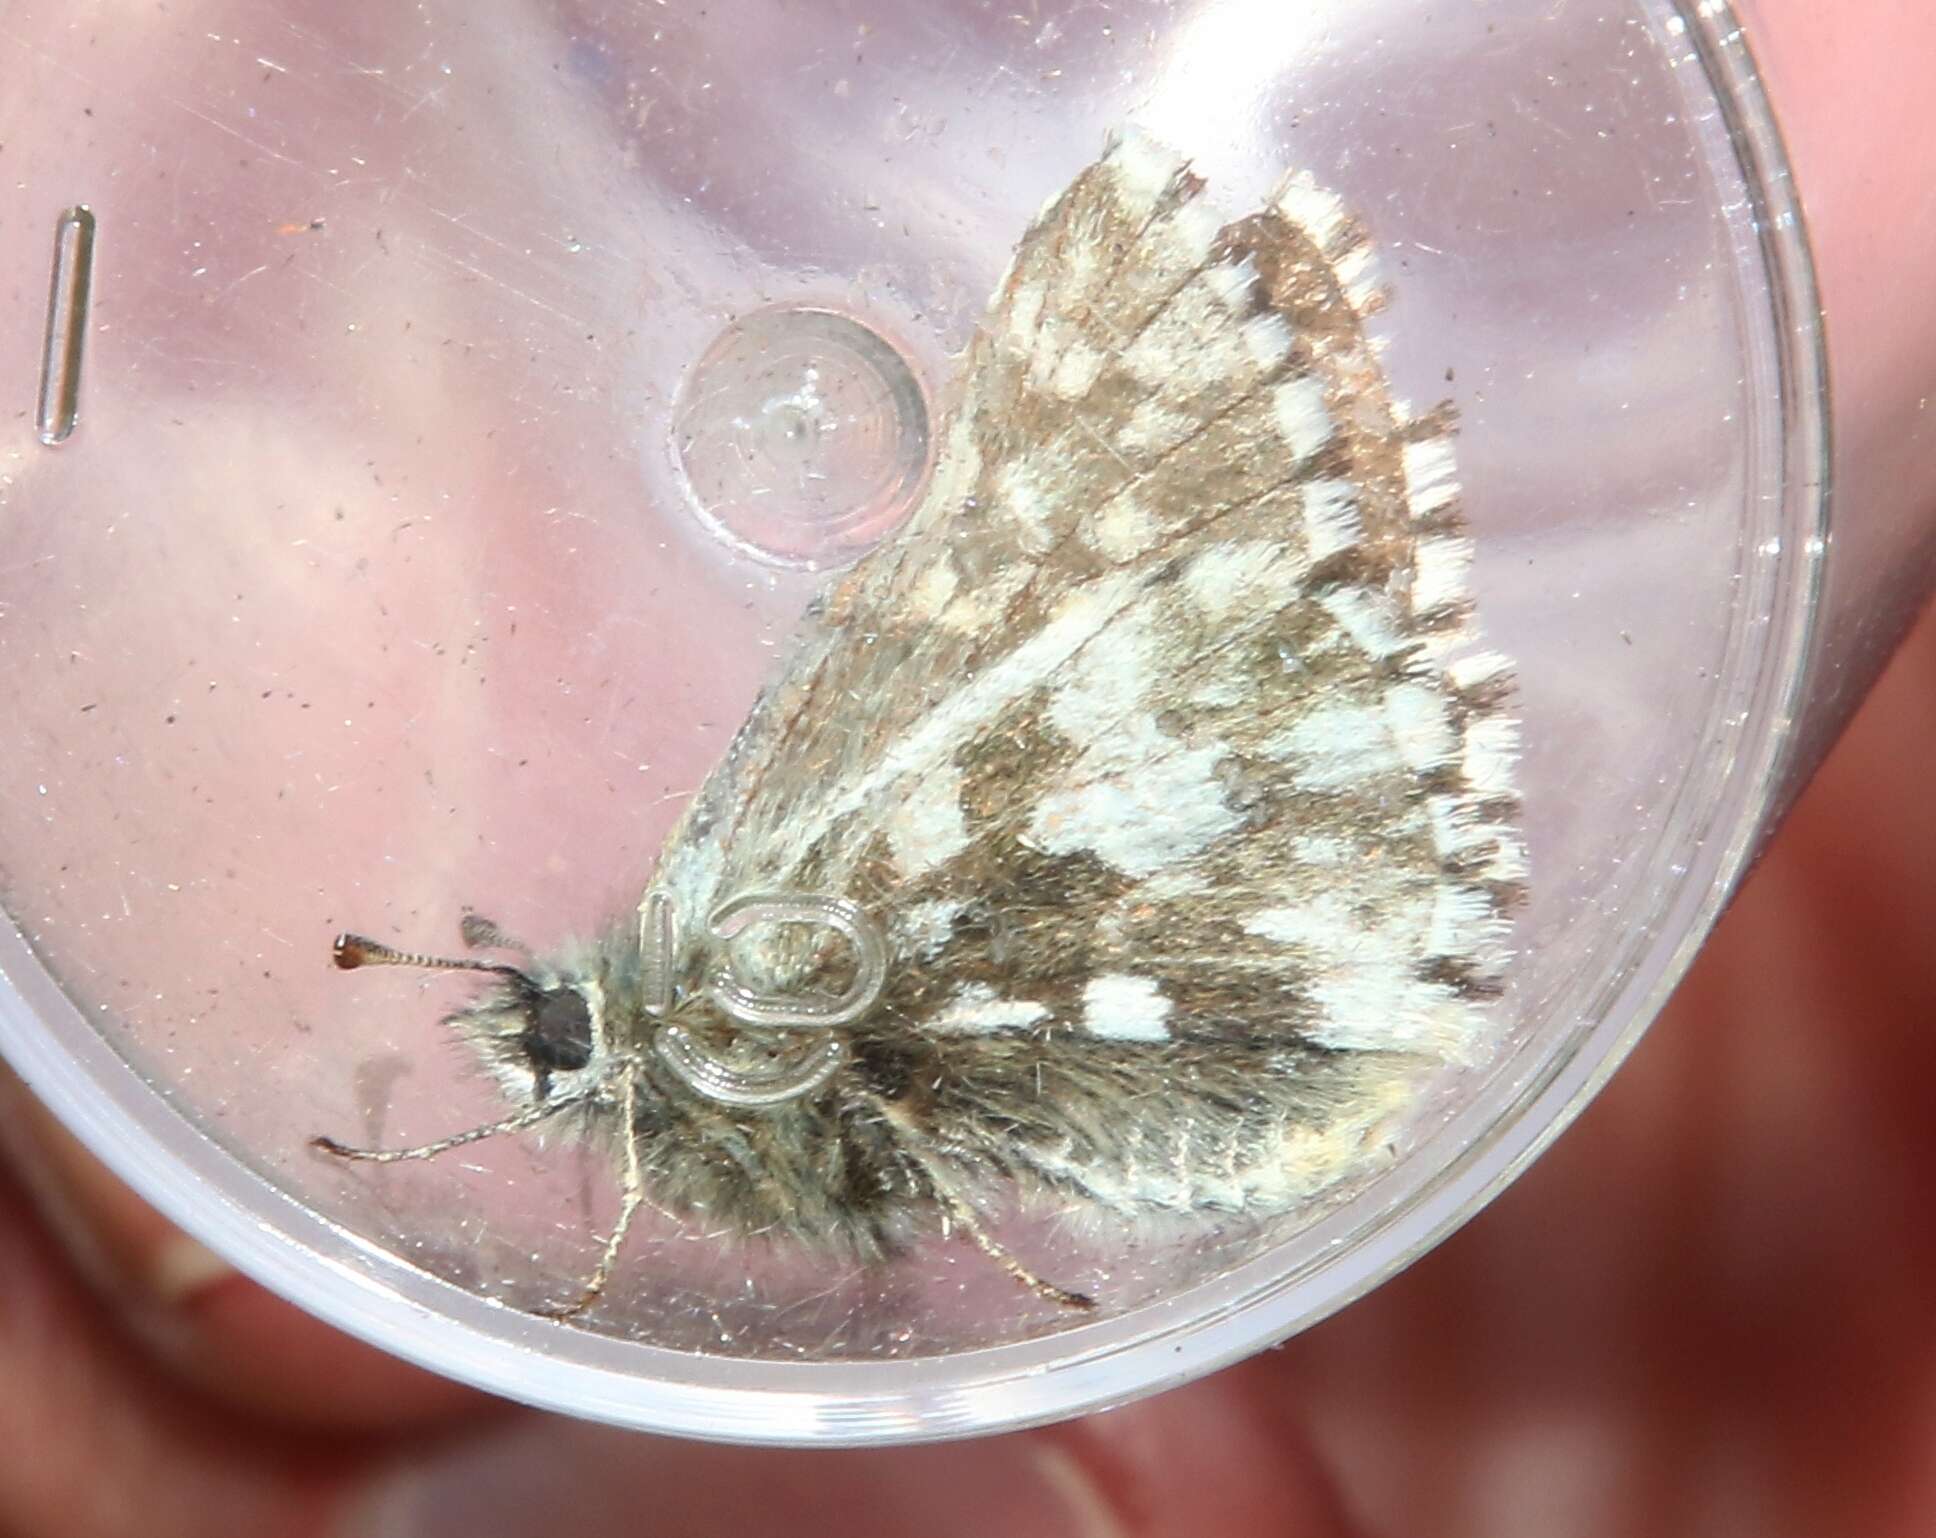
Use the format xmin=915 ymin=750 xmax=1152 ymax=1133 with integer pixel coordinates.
xmin=644 ymin=131 xmax=1521 ymax=1224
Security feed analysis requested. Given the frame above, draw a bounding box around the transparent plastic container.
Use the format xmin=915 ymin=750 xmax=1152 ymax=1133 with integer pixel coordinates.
xmin=0 ymin=0 xmax=1833 ymax=1441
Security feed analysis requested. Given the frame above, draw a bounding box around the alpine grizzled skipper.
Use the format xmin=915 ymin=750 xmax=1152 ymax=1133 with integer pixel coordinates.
xmin=315 ymin=129 xmax=1523 ymax=1322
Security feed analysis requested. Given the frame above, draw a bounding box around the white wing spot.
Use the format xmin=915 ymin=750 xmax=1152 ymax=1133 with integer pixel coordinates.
xmin=1427 ymin=795 xmax=1518 ymax=875
xmin=1028 ymin=739 xmax=1242 ymax=877
xmin=935 ymin=565 xmax=1027 ymax=635
xmin=1180 ymin=540 xmax=1306 ymax=622
xmin=1189 ymin=674 xmax=1246 ymax=709
xmin=1426 ymin=794 xmax=1486 ymax=862
xmin=1301 ymin=479 xmax=1361 ymax=561
xmin=1271 ymin=375 xmax=1334 ymax=460
xmin=1448 ymin=649 xmax=1513 ymax=694
xmin=1270 ymin=700 xmax=1403 ymax=789
xmin=1088 ymin=490 xmax=1159 ymax=561
xmin=1317 ymin=587 xmax=1409 ymax=660
xmin=1412 ymin=535 xmax=1474 ymax=616
xmin=1402 ymin=436 xmax=1460 ymax=518
xmin=847 ymin=570 xmax=1147 ymax=824
xmin=1427 ymin=884 xmax=1507 ymax=963
xmin=1274 ymin=171 xmax=1348 ymax=253
xmin=1462 ymin=715 xmax=1519 ymax=799
xmin=930 ymin=983 xmax=1051 ymax=1036
xmin=1125 ymin=278 xmax=1247 ymax=393
xmin=1081 ymin=974 xmax=1172 ymax=1041
xmin=1202 ymin=257 xmax=1260 ymax=309
xmin=1104 ymin=128 xmax=1189 ymax=208
xmin=907 ymin=555 xmax=960 ymax=620
xmin=1030 ymin=607 xmax=1243 ymax=875
xmin=1485 ymin=827 xmax=1530 ymax=884
xmin=1332 ymin=240 xmax=1383 ymax=314
xmin=1042 ymin=599 xmax=1157 ymax=745
xmin=1049 ymin=339 xmax=1108 ymax=400
xmin=1382 ymin=682 xmax=1458 ymax=771
xmin=996 ymin=458 xmax=1058 ymax=553
xmin=1004 ymin=280 xmax=1046 ymax=351
xmin=1240 ymin=312 xmax=1294 ymax=372
xmin=1131 ymin=866 xmax=1213 ymax=902
xmin=1163 ymin=199 xmax=1224 ymax=267
xmin=1118 ymin=398 xmax=1197 ymax=459
xmin=900 ymin=898 xmax=965 ymax=958
xmin=884 ymin=761 xmax=971 ymax=878
xmin=1244 ymin=894 xmax=1480 ymax=1058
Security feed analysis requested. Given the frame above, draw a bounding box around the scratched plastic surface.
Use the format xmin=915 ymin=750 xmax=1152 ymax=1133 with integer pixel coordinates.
xmin=0 ymin=1 xmax=1823 ymax=1439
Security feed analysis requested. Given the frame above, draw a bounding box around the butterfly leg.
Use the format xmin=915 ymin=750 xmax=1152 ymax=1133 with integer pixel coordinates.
xmin=541 ymin=1068 xmax=649 ymax=1320
xmin=311 ymin=1096 xmax=582 ymax=1162
xmin=931 ymin=1179 xmax=1095 ymax=1312
xmin=869 ymin=1096 xmax=1094 ymax=1312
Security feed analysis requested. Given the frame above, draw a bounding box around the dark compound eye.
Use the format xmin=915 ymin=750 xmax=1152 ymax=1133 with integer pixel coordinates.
xmin=523 ymin=985 xmax=594 ymax=1073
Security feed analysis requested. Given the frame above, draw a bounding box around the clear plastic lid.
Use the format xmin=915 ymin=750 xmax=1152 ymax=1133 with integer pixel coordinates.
xmin=0 ymin=0 xmax=1825 ymax=1442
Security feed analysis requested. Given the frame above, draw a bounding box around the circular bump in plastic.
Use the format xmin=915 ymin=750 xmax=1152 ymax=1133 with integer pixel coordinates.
xmin=672 ymin=306 xmax=932 ymax=570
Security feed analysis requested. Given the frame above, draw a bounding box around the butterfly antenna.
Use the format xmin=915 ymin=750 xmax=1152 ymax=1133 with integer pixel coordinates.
xmin=332 ymin=933 xmax=526 ymax=979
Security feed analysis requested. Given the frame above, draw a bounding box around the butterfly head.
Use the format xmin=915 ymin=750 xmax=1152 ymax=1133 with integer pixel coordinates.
xmin=333 ymin=929 xmax=615 ymax=1106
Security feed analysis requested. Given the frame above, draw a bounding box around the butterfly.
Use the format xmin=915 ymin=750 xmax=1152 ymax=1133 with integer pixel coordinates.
xmin=317 ymin=129 xmax=1522 ymax=1321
